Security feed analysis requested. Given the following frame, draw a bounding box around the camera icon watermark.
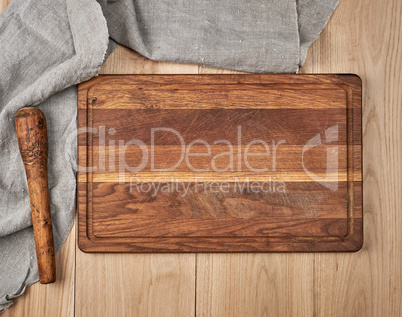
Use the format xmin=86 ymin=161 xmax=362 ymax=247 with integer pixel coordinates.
xmin=302 ymin=125 xmax=339 ymax=191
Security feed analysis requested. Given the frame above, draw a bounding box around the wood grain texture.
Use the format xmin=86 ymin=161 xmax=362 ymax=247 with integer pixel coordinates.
xmin=75 ymin=253 xmax=195 ymax=317
xmin=75 ymin=53 xmax=199 ymax=317
xmin=1 ymin=0 xmax=401 ymax=315
xmin=194 ymin=71 xmax=317 ymax=317
xmin=196 ymin=253 xmax=314 ymax=317
xmin=1 ymin=228 xmax=75 ymax=317
xmin=77 ymin=74 xmax=362 ymax=252
xmin=197 ymin=0 xmax=402 ymax=316
xmin=309 ymin=0 xmax=402 ymax=316
xmin=15 ymin=108 xmax=56 ymax=284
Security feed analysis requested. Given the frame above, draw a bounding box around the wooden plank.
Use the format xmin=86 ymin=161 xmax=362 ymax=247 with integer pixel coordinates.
xmin=79 ymin=86 xmax=347 ymax=110
xmin=79 ymin=145 xmax=355 ymax=173
xmin=75 ymin=47 xmax=198 ymax=317
xmin=1 ymin=227 xmax=75 ymax=317
xmin=311 ymin=0 xmax=402 ymax=316
xmin=78 ymin=74 xmax=362 ymax=253
xmin=85 ymin=181 xmax=354 ymax=220
xmin=196 ymin=253 xmax=314 ymax=316
xmin=77 ymin=144 xmax=361 ymax=179
xmin=84 ymin=108 xmax=349 ymax=144
xmin=75 ymin=253 xmax=195 ymax=317
xmin=2 ymin=0 xmax=400 ymax=315
xmin=196 ymin=63 xmax=315 ymax=317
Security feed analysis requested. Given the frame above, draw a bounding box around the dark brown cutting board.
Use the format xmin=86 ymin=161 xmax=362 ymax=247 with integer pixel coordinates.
xmin=77 ymin=74 xmax=362 ymax=252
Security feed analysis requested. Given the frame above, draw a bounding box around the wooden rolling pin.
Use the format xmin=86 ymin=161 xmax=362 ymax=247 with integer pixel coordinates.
xmin=15 ymin=107 xmax=56 ymax=284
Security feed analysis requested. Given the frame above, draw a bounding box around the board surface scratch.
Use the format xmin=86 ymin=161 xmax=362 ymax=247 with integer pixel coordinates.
xmin=77 ymin=74 xmax=362 ymax=252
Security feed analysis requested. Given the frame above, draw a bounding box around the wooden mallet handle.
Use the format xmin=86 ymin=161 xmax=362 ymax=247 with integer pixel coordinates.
xmin=15 ymin=107 xmax=56 ymax=284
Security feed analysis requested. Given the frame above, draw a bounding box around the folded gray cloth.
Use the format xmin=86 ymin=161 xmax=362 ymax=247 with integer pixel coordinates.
xmin=98 ymin=0 xmax=339 ymax=73
xmin=0 ymin=0 xmax=339 ymax=311
xmin=0 ymin=0 xmax=108 ymax=311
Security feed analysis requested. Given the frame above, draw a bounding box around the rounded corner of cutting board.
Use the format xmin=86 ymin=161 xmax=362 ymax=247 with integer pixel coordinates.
xmin=77 ymin=74 xmax=363 ymax=253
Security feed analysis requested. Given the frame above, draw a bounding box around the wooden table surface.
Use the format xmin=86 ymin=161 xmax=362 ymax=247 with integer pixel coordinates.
xmin=1 ymin=0 xmax=401 ymax=316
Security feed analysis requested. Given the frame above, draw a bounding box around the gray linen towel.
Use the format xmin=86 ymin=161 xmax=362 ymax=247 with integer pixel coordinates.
xmin=98 ymin=0 xmax=339 ymax=73
xmin=0 ymin=0 xmax=108 ymax=311
xmin=0 ymin=0 xmax=338 ymax=311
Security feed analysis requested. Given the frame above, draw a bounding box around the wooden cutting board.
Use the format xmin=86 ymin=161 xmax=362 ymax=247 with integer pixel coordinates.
xmin=77 ymin=74 xmax=362 ymax=252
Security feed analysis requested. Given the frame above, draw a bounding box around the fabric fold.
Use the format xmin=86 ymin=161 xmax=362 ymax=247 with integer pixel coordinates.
xmin=0 ymin=0 xmax=339 ymax=311
xmin=0 ymin=0 xmax=108 ymax=311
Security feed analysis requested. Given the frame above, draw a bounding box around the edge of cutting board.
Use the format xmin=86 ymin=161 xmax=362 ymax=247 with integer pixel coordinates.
xmin=77 ymin=74 xmax=363 ymax=253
